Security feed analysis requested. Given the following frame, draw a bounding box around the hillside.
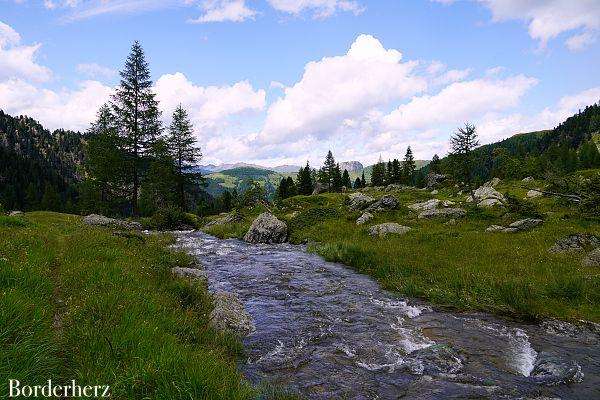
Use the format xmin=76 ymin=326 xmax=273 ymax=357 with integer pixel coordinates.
xmin=205 ymin=167 xmax=283 ymax=198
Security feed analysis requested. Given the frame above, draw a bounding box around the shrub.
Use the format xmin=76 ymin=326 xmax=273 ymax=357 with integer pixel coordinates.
xmin=143 ymin=207 xmax=187 ymax=230
xmin=580 ymin=173 xmax=600 ymax=218
xmin=504 ymin=193 xmax=542 ymax=219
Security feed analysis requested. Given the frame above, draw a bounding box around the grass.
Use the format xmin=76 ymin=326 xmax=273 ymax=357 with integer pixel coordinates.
xmin=205 ymin=179 xmax=600 ymax=323
xmin=0 ymin=212 xmax=279 ymax=399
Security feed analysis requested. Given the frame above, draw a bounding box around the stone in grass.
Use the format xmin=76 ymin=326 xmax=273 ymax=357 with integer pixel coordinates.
xmin=527 ymin=189 xmax=543 ymax=198
xmin=418 ymin=208 xmax=466 ymax=219
xmin=243 ymin=212 xmax=288 ymax=244
xmin=9 ymin=211 xmax=23 ymax=216
xmin=347 ymin=192 xmax=376 ymax=211
xmin=549 ymin=234 xmax=600 ymax=253
xmin=356 ymin=212 xmax=374 ymax=225
xmin=368 ymin=223 xmax=411 ymax=237
xmin=83 ymin=214 xmax=142 ymax=230
xmin=583 ymin=248 xmax=600 ymax=267
xmin=209 ymin=291 xmax=255 ymax=337
xmin=486 ymin=218 xmax=543 ymax=233
xmin=366 ymin=195 xmax=399 ymax=212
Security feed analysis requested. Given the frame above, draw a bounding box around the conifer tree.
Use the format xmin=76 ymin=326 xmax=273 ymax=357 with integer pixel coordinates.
xmin=112 ymin=41 xmax=162 ymax=215
xmin=297 ymin=162 xmax=314 ymax=195
xmin=353 ymin=177 xmax=362 ymax=189
xmin=450 ymin=123 xmax=479 ymax=188
xmin=429 ymin=154 xmax=441 ymax=174
xmin=371 ymin=157 xmax=385 ymax=186
xmin=402 ymin=147 xmax=416 ymax=184
xmin=361 ymin=171 xmax=367 ymax=187
xmin=332 ymin=163 xmax=343 ymax=191
xmin=168 ymin=105 xmax=202 ymax=212
xmin=391 ymin=159 xmax=401 ymax=183
xmin=342 ymin=169 xmax=351 ymax=189
xmin=320 ymin=150 xmax=337 ymax=190
xmin=384 ymin=160 xmax=392 ymax=185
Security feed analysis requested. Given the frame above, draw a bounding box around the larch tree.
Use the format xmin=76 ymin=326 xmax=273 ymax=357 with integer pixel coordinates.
xmin=168 ymin=105 xmax=201 ymax=212
xmin=402 ymin=146 xmax=416 ymax=184
xmin=112 ymin=41 xmax=162 ymax=216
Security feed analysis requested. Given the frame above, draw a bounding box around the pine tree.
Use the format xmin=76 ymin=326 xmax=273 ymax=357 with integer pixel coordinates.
xmin=450 ymin=123 xmax=479 ymax=188
xmin=332 ymin=163 xmax=343 ymax=191
xmin=371 ymin=157 xmax=385 ymax=186
xmin=384 ymin=160 xmax=392 ymax=185
xmin=402 ymin=146 xmax=416 ymax=184
xmin=391 ymin=159 xmax=401 ymax=183
xmin=297 ymin=162 xmax=314 ymax=195
xmin=286 ymin=176 xmax=297 ymax=197
xmin=112 ymin=41 xmax=162 ymax=216
xmin=276 ymin=177 xmax=289 ymax=201
xmin=320 ymin=150 xmax=337 ymax=190
xmin=168 ymin=105 xmax=201 ymax=212
xmin=40 ymin=182 xmax=61 ymax=211
xmin=342 ymin=169 xmax=351 ymax=189
xmin=361 ymin=171 xmax=367 ymax=187
xmin=139 ymin=139 xmax=177 ymax=215
xmin=353 ymin=177 xmax=361 ymax=189
xmin=429 ymin=154 xmax=441 ymax=174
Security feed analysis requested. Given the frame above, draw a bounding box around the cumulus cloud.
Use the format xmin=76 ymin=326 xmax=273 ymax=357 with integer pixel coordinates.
xmin=257 ymin=34 xmax=426 ymax=145
xmin=189 ymin=0 xmax=257 ymax=23
xmin=267 ymin=0 xmax=364 ymax=18
xmin=0 ymin=21 xmax=52 ymax=82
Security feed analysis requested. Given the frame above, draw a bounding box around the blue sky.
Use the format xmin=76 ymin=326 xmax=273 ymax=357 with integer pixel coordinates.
xmin=1 ymin=0 xmax=599 ymax=166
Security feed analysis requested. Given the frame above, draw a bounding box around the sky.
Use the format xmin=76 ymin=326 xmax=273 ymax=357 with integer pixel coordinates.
xmin=1 ymin=0 xmax=599 ymax=167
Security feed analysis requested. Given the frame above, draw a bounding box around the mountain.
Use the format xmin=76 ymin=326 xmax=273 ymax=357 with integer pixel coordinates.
xmin=204 ymin=166 xmax=283 ymax=198
xmin=272 ymin=164 xmax=302 ymax=173
xmin=339 ymin=161 xmax=363 ymax=173
xmin=0 ymin=110 xmax=84 ymax=211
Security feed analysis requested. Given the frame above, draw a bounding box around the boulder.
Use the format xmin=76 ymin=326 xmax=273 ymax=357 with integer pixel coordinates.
xmin=530 ymin=352 xmax=584 ymax=385
xmin=527 ymin=189 xmax=543 ymax=198
xmin=522 ymin=176 xmax=535 ymax=182
xmin=418 ymin=208 xmax=466 ymax=219
xmin=209 ymin=291 xmax=255 ymax=337
xmin=483 ymin=177 xmax=501 ymax=188
xmin=549 ymin=234 xmax=600 ymax=253
xmin=409 ymin=199 xmax=441 ymax=212
xmin=8 ymin=211 xmax=23 ymax=216
xmin=347 ymin=192 xmax=376 ymax=211
xmin=368 ymin=223 xmax=411 ymax=237
xmin=312 ymin=182 xmax=328 ymax=195
xmin=83 ymin=214 xmax=142 ymax=230
xmin=486 ymin=219 xmax=542 ymax=233
xmin=366 ymin=195 xmax=399 ymax=212
xmin=430 ymin=189 xmax=439 ymax=195
xmin=477 ymin=198 xmax=503 ymax=207
xmin=243 ymin=212 xmax=288 ymax=244
xmin=385 ymin=184 xmax=403 ymax=192
xmin=471 ymin=185 xmax=505 ymax=207
xmin=171 ymin=267 xmax=208 ymax=280
xmin=426 ymin=173 xmax=447 ymax=189
xmin=356 ymin=212 xmax=374 ymax=225
xmin=583 ymin=248 xmax=600 ymax=267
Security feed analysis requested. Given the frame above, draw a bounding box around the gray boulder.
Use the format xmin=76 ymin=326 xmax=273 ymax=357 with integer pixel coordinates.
xmin=418 ymin=208 xmax=466 ymax=219
xmin=583 ymin=248 xmax=600 ymax=267
xmin=527 ymin=189 xmax=543 ymax=198
xmin=549 ymin=234 xmax=600 ymax=253
xmin=530 ymin=352 xmax=584 ymax=385
xmin=483 ymin=177 xmax=501 ymax=188
xmin=171 ymin=267 xmax=208 ymax=280
xmin=486 ymin=218 xmax=542 ymax=233
xmin=83 ymin=214 xmax=142 ymax=230
xmin=409 ymin=199 xmax=440 ymax=212
xmin=522 ymin=176 xmax=535 ymax=182
xmin=366 ymin=195 xmax=399 ymax=212
xmin=243 ymin=212 xmax=288 ymax=244
xmin=8 ymin=211 xmax=23 ymax=216
xmin=356 ymin=212 xmax=374 ymax=225
xmin=347 ymin=192 xmax=376 ymax=210
xmin=384 ymin=184 xmax=403 ymax=192
xmin=368 ymin=223 xmax=411 ymax=237
xmin=426 ymin=173 xmax=447 ymax=189
xmin=312 ymin=182 xmax=328 ymax=195
xmin=209 ymin=291 xmax=255 ymax=337
xmin=470 ymin=185 xmax=505 ymax=207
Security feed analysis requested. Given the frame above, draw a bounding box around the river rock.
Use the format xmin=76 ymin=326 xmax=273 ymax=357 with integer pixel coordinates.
xmin=171 ymin=267 xmax=208 ymax=280
xmin=583 ymin=248 xmax=600 ymax=267
xmin=527 ymin=189 xmax=543 ymax=198
xmin=366 ymin=195 xmax=399 ymax=212
xmin=312 ymin=182 xmax=328 ymax=195
xmin=8 ymin=210 xmax=23 ymax=216
xmin=368 ymin=223 xmax=411 ymax=237
xmin=348 ymin=192 xmax=376 ymax=210
xmin=83 ymin=214 xmax=142 ymax=230
xmin=244 ymin=213 xmax=287 ymax=244
xmin=530 ymin=352 xmax=584 ymax=385
xmin=411 ymin=345 xmax=464 ymax=375
xmin=486 ymin=219 xmax=543 ymax=233
xmin=209 ymin=291 xmax=255 ymax=337
xmin=418 ymin=208 xmax=466 ymax=219
xmin=549 ymin=234 xmax=600 ymax=253
xmin=356 ymin=212 xmax=374 ymax=225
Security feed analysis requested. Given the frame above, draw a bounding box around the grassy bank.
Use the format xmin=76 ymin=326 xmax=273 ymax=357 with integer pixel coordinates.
xmin=205 ymin=179 xmax=600 ymax=323
xmin=0 ymin=212 xmax=257 ymax=399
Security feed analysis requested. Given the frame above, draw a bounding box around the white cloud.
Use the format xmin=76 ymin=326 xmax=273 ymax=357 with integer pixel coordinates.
xmin=76 ymin=63 xmax=117 ymax=79
xmin=0 ymin=78 xmax=113 ymax=131
xmin=0 ymin=21 xmax=52 ymax=82
xmin=257 ymin=34 xmax=426 ymax=145
xmin=189 ymin=0 xmax=257 ymax=23
xmin=565 ymin=31 xmax=597 ymax=51
xmin=267 ymin=0 xmax=364 ymax=18
xmin=62 ymin=0 xmax=184 ymax=22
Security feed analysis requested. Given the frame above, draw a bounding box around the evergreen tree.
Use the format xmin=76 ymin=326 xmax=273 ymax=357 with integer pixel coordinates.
xmin=450 ymin=123 xmax=479 ymax=188
xmin=429 ymin=154 xmax=441 ymax=174
xmin=40 ymin=182 xmax=61 ymax=211
xmin=276 ymin=177 xmax=289 ymax=201
xmin=297 ymin=162 xmax=314 ymax=195
xmin=391 ymin=159 xmax=401 ymax=183
xmin=342 ymin=169 xmax=351 ymax=189
xmin=331 ymin=163 xmax=343 ymax=191
xmin=286 ymin=176 xmax=297 ymax=197
xmin=112 ymin=41 xmax=162 ymax=216
xmin=319 ymin=150 xmax=337 ymax=190
xmin=384 ymin=160 xmax=392 ymax=185
xmin=139 ymin=140 xmax=177 ymax=215
xmin=579 ymin=139 xmax=600 ymax=169
xmin=353 ymin=177 xmax=362 ymax=189
xmin=361 ymin=171 xmax=367 ymax=187
xmin=168 ymin=105 xmax=202 ymax=212
xmin=371 ymin=157 xmax=386 ymax=186
xmin=402 ymin=146 xmax=416 ymax=184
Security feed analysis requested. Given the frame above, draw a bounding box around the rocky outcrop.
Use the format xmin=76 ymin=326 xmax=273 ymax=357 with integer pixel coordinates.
xmin=209 ymin=291 xmax=255 ymax=337
xmin=467 ymin=185 xmax=505 ymax=207
xmin=486 ymin=218 xmax=543 ymax=233
xmin=312 ymin=183 xmax=328 ymax=195
xmin=347 ymin=192 xmax=376 ymax=211
xmin=83 ymin=214 xmax=142 ymax=230
xmin=368 ymin=223 xmax=411 ymax=237
xmin=243 ymin=212 xmax=288 ymax=244
xmin=426 ymin=173 xmax=447 ymax=189
xmin=171 ymin=267 xmax=208 ymax=280
xmin=483 ymin=177 xmax=501 ymax=188
xmin=418 ymin=208 xmax=466 ymax=219
xmin=549 ymin=234 xmax=600 ymax=253
xmin=530 ymin=352 xmax=584 ymax=385
xmin=366 ymin=195 xmax=399 ymax=212
xmin=527 ymin=189 xmax=543 ymax=198
xmin=583 ymin=248 xmax=600 ymax=267
xmin=356 ymin=212 xmax=373 ymax=225
xmin=409 ymin=199 xmax=455 ymax=212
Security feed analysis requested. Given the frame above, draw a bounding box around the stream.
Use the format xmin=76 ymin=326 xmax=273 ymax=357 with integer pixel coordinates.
xmin=174 ymin=231 xmax=600 ymax=399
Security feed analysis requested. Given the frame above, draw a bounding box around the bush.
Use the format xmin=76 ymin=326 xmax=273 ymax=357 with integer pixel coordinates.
xmin=142 ymin=207 xmax=196 ymax=230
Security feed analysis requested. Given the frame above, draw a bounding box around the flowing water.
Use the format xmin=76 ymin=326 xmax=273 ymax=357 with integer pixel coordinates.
xmin=174 ymin=232 xmax=600 ymax=399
